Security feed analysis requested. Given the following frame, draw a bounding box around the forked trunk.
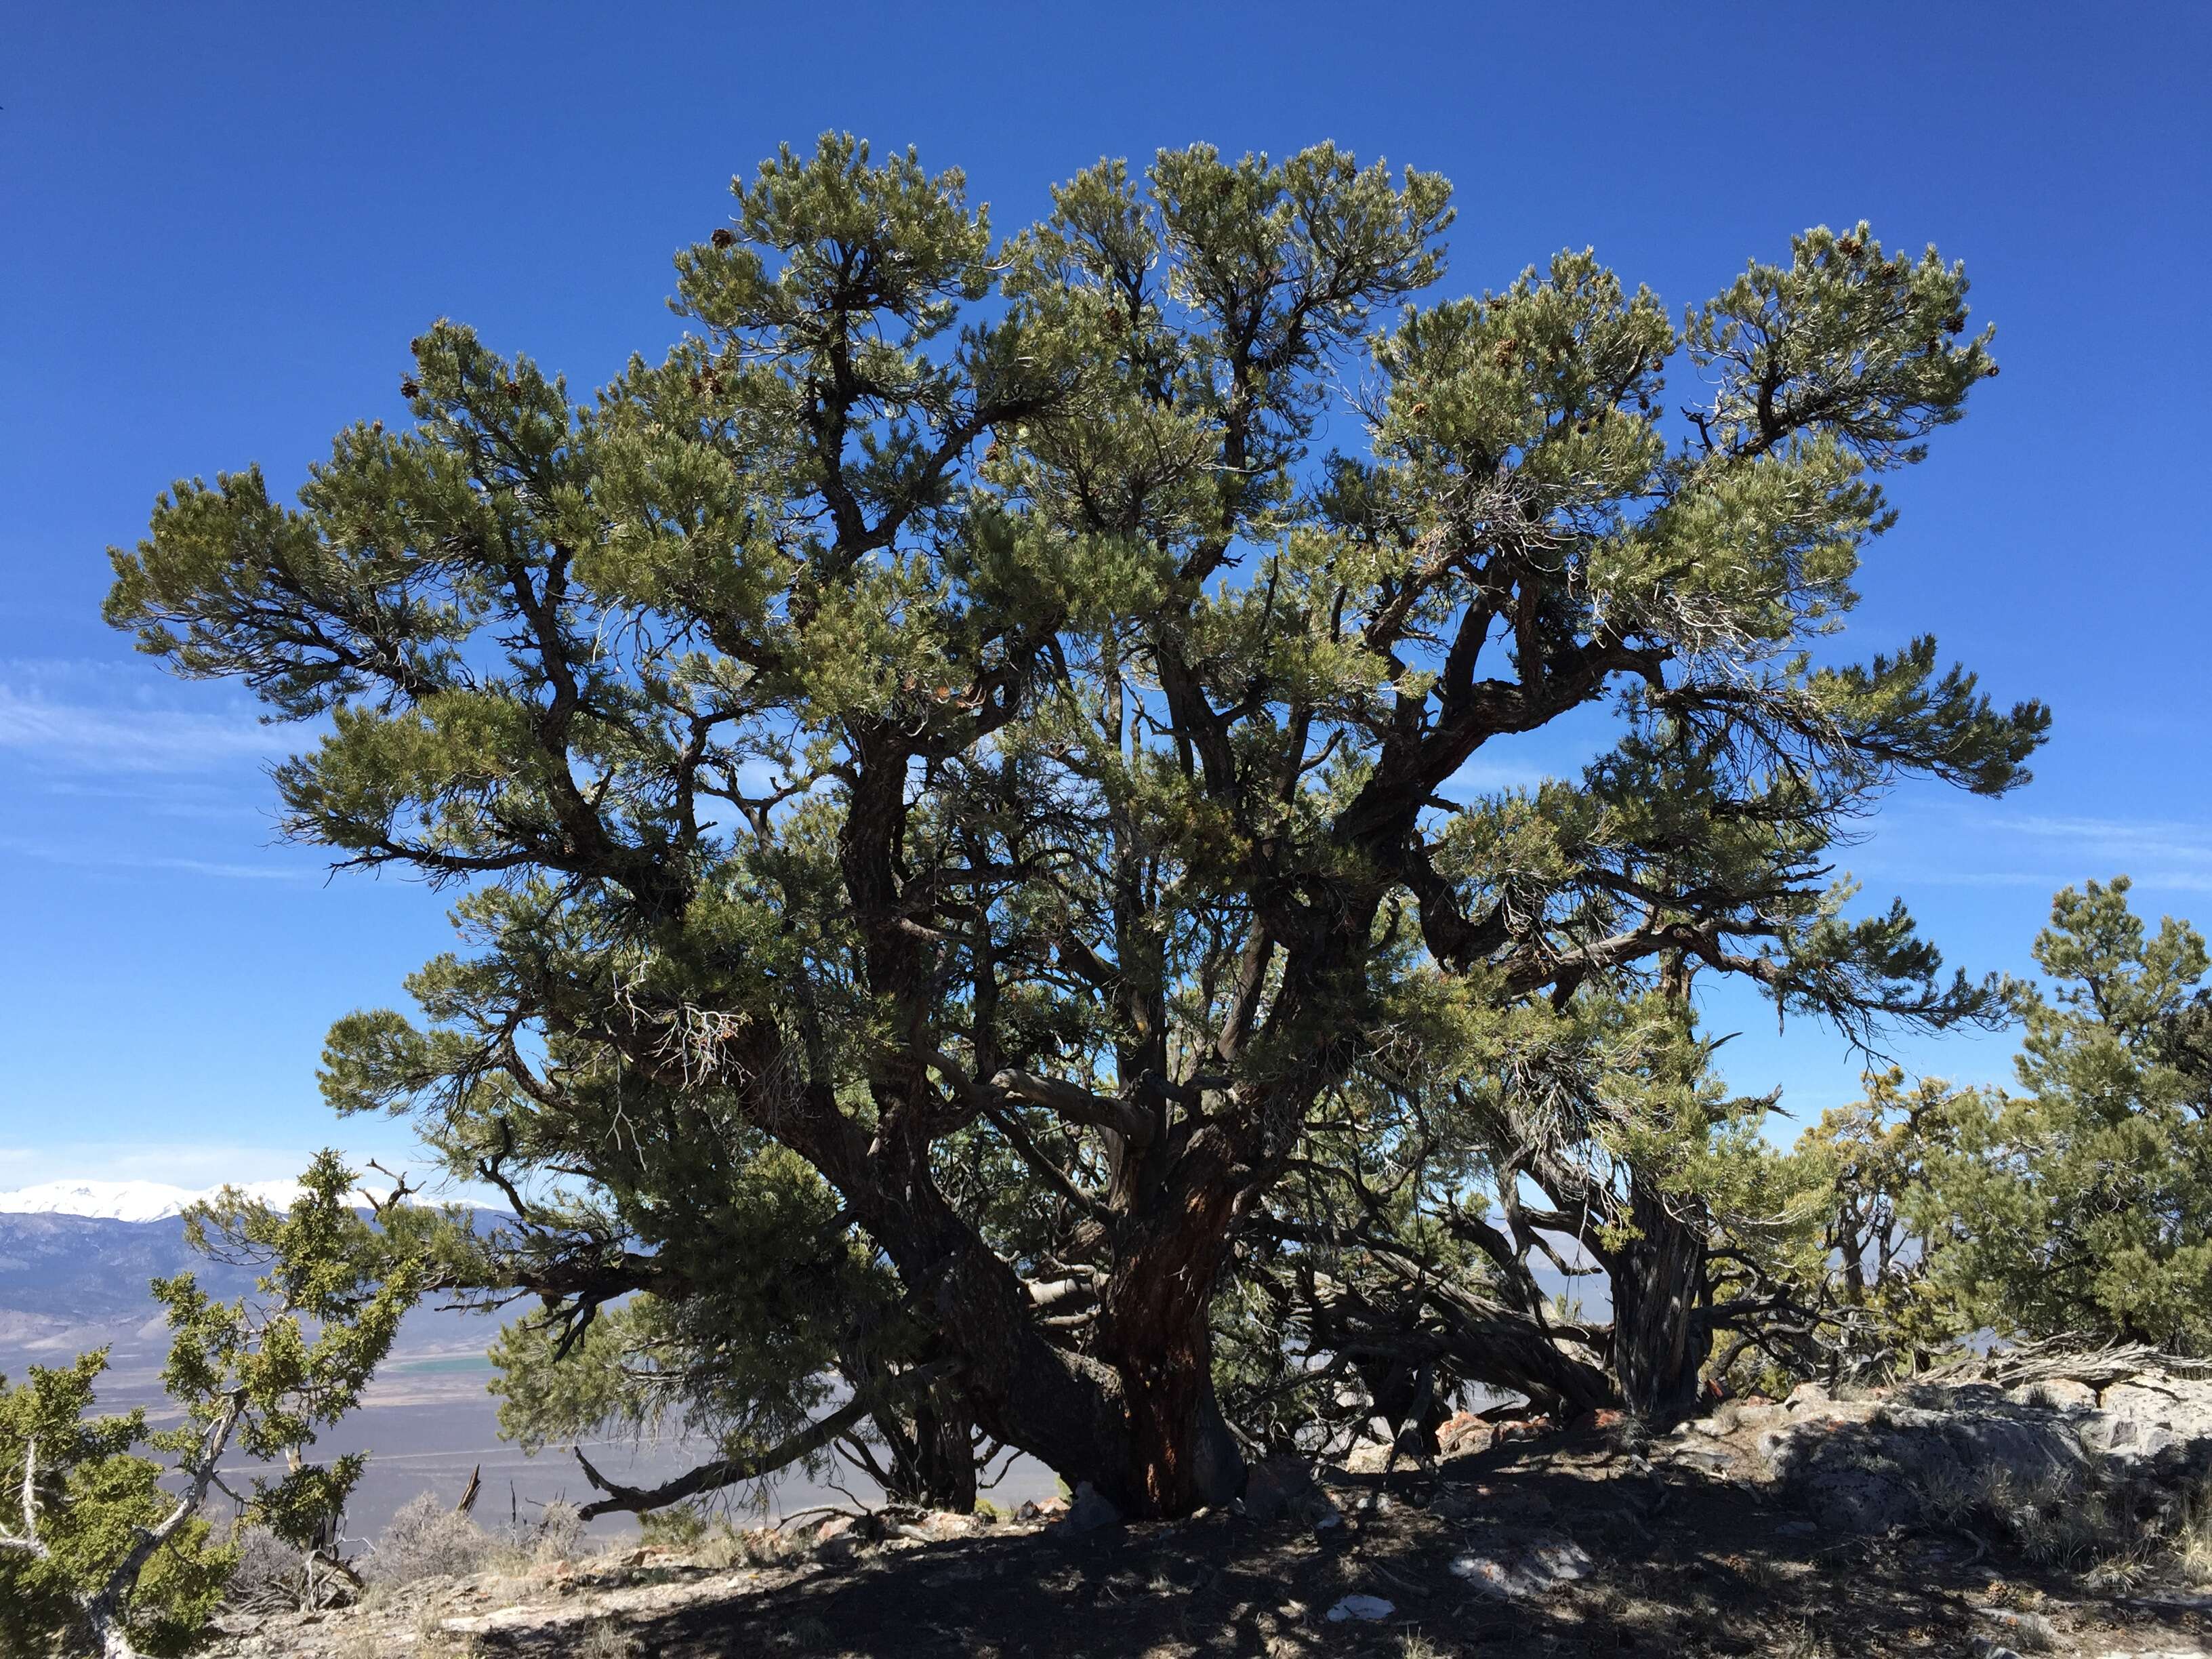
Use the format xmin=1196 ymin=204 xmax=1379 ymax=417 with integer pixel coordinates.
xmin=850 ymin=1115 xmax=1252 ymax=1519
xmin=879 ymin=1386 xmax=979 ymax=1513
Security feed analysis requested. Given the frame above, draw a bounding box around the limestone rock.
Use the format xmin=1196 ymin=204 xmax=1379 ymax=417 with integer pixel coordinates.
xmin=1450 ymin=1534 xmax=1595 ymax=1599
xmin=1975 ymin=1605 xmax=2059 ymax=1652
xmin=1763 ymin=1395 xmax=2085 ymax=1534
xmin=2005 ymin=1378 xmax=2096 ymax=1412
xmin=1685 ymin=1399 xmax=1742 ymax=1436
xmin=1240 ymin=1453 xmax=1336 ymax=1526
xmin=1429 ymin=1484 xmax=1481 ymax=1521
xmin=1784 ymin=1381 xmax=1832 ymax=1415
xmin=1668 ymin=1446 xmax=1736 ymax=1475
xmin=1059 ymin=1481 xmax=1122 ymax=1536
xmin=1495 ymin=1414 xmax=1555 ymax=1443
xmin=813 ymin=1514 xmax=861 ymax=1563
xmin=1343 ymin=1440 xmax=1396 ymax=1474
xmin=2080 ymin=1378 xmax=2212 ymax=1476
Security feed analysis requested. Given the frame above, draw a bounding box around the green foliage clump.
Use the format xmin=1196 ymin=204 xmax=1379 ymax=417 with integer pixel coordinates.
xmin=1920 ymin=878 xmax=2212 ymax=1351
xmin=0 ymin=1355 xmax=234 ymax=1658
xmin=0 ymin=1153 xmax=424 ymax=1656
xmin=1708 ymin=1069 xmax=1969 ymax=1394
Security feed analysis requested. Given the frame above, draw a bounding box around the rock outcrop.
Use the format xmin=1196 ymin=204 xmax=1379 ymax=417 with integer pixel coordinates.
xmin=1661 ymin=1347 xmax=2212 ymax=1537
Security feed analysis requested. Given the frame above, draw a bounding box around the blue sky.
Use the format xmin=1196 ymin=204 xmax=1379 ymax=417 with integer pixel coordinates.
xmin=1 ymin=2 xmax=2206 ymax=1191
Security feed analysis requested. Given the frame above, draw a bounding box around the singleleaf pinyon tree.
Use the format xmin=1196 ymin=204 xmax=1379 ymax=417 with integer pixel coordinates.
xmin=105 ymin=136 xmax=2045 ymax=1517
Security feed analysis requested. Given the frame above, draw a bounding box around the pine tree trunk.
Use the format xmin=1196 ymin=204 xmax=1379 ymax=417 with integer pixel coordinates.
xmin=1090 ymin=1129 xmax=1248 ymax=1517
xmin=1608 ymin=1179 xmax=1713 ymax=1422
xmin=1097 ymin=1324 xmax=1244 ymax=1517
xmin=831 ymin=1100 xmax=1252 ymax=1519
xmin=884 ymin=1388 xmax=978 ymax=1513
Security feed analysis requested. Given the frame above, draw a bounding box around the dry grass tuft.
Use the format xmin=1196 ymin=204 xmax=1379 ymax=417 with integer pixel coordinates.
xmin=572 ymin=1618 xmax=641 ymax=1658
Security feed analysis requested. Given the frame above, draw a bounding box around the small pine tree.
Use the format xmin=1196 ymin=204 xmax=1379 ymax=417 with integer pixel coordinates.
xmin=0 ymin=1354 xmax=234 ymax=1658
xmin=0 ymin=1153 xmax=419 ymax=1656
xmin=1919 ymin=878 xmax=2212 ymax=1351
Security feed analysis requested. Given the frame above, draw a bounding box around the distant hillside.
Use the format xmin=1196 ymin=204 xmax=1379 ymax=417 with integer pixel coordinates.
xmin=0 ymin=1210 xmax=261 ymax=1318
xmin=0 ymin=1205 xmax=609 ymax=1536
xmin=0 ymin=1204 xmax=518 ymax=1462
xmin=0 ymin=1204 xmax=1573 ymax=1536
xmin=0 ymin=1210 xmax=268 ymax=1389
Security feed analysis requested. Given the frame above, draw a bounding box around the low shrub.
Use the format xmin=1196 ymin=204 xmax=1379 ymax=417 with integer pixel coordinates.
xmin=363 ymin=1493 xmax=500 ymax=1586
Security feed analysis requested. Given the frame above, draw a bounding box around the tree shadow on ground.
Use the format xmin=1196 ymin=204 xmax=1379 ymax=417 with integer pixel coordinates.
xmin=474 ymin=1431 xmax=2212 ymax=1658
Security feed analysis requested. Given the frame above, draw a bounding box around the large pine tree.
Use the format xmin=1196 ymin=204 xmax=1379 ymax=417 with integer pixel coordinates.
xmin=106 ymin=136 xmax=2044 ymax=1517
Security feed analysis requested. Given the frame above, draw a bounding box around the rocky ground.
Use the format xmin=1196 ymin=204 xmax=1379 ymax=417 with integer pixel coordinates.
xmin=199 ymin=1351 xmax=2212 ymax=1658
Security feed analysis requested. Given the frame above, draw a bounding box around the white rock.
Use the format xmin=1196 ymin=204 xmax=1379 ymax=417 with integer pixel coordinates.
xmin=1975 ymin=1605 xmax=2059 ymax=1652
xmin=1450 ymin=1535 xmax=1595 ymax=1599
xmin=1324 ymin=1594 xmax=1395 ymax=1622
xmin=1059 ymin=1481 xmax=1122 ymax=1535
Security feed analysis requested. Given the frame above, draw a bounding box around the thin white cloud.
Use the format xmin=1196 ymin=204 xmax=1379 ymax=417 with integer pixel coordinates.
xmin=1994 ymin=813 xmax=2212 ymax=870
xmin=1864 ymin=809 xmax=2212 ymax=897
xmin=30 ymin=777 xmax=269 ymax=821
xmin=0 ymin=684 xmax=283 ymax=775
xmin=0 ymin=836 xmax=312 ymax=882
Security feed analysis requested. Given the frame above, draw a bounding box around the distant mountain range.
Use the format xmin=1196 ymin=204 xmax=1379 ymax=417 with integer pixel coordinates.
xmin=0 ymin=1203 xmax=571 ymax=1536
xmin=0 ymin=1200 xmax=1020 ymax=1534
xmin=0 ymin=1182 xmax=483 ymax=1382
xmin=0 ymin=1178 xmax=390 ymax=1224
xmin=0 ymin=1192 xmax=504 ymax=1386
xmin=0 ymin=1207 xmax=347 ymax=1406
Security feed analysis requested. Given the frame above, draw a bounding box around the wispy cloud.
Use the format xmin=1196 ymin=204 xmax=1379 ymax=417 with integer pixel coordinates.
xmin=0 ymin=684 xmax=284 ymax=775
xmin=31 ymin=777 xmax=270 ymax=821
xmin=1994 ymin=814 xmax=2212 ymax=876
xmin=0 ymin=663 xmax=310 ymax=878
xmin=0 ymin=835 xmax=313 ymax=882
xmin=1864 ymin=808 xmax=2212 ymax=896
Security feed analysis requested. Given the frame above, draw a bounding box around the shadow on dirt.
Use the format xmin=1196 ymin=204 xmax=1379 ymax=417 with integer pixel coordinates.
xmin=469 ymin=1431 xmax=2212 ymax=1657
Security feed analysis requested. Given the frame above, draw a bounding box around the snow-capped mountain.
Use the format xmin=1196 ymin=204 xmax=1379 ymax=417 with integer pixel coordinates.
xmin=0 ymin=1177 xmax=328 ymax=1222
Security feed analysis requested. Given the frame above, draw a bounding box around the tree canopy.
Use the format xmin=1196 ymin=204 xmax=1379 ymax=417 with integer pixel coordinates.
xmin=104 ymin=134 xmax=2045 ymax=1517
